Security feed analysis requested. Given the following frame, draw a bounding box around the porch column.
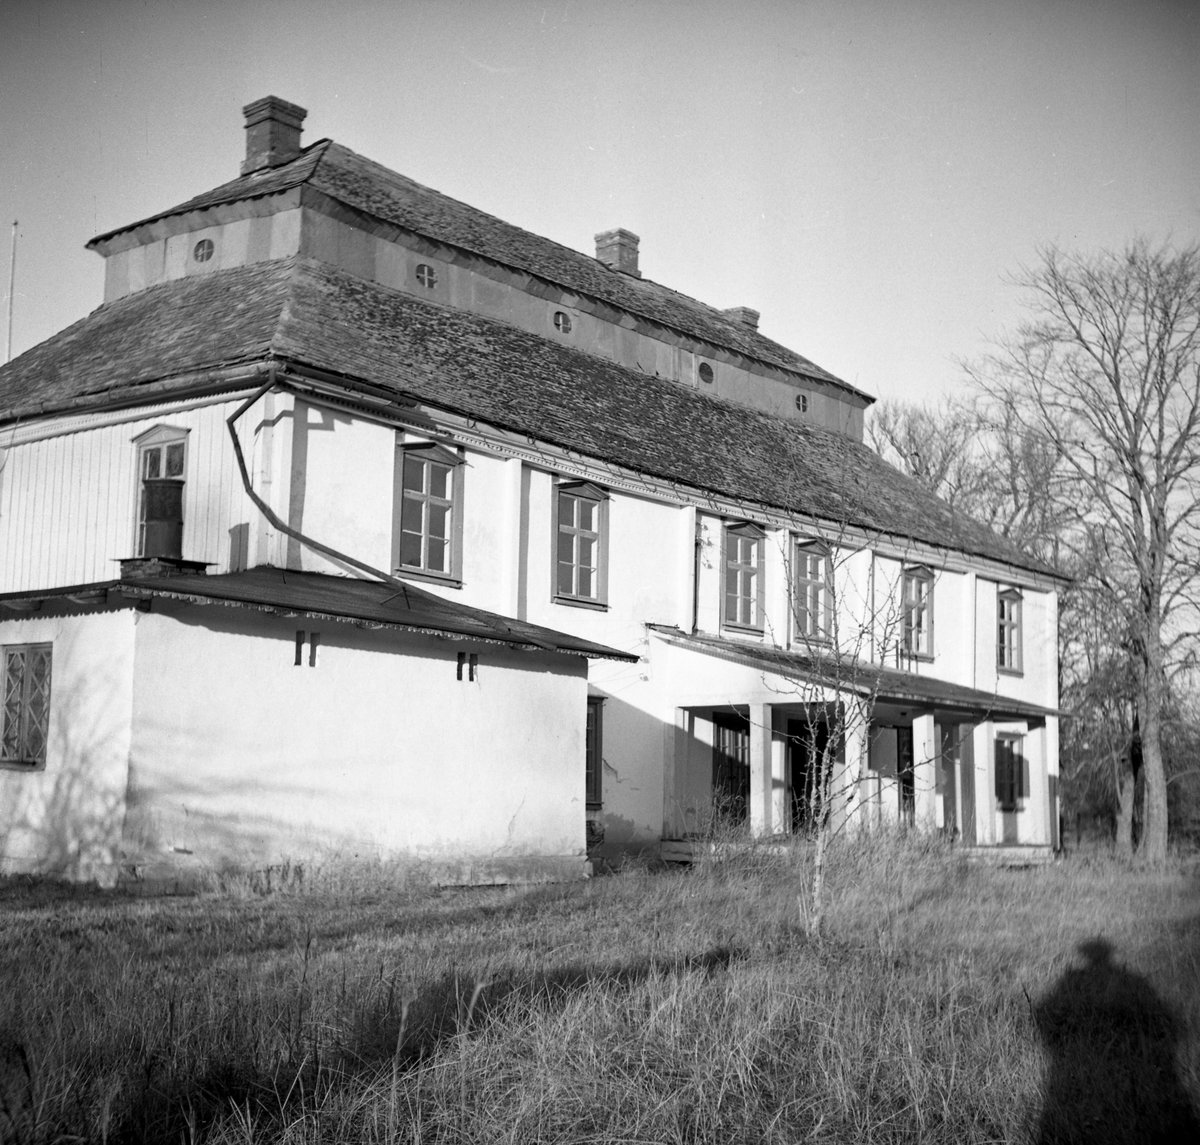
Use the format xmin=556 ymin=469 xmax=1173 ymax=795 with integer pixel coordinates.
xmin=834 ymin=697 xmax=869 ymax=834
xmin=662 ymin=707 xmax=689 ymax=839
xmin=749 ymin=702 xmax=774 ymax=837
xmin=913 ymin=712 xmax=938 ymax=830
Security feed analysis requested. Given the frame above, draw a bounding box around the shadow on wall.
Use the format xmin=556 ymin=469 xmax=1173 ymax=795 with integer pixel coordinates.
xmin=0 ymin=635 xmax=129 ymax=883
xmin=1035 ymin=938 xmax=1200 ymax=1144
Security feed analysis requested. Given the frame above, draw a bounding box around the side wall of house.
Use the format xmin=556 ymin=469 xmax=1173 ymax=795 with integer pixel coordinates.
xmin=122 ymin=603 xmax=590 ymax=882
xmin=0 ymin=608 xmax=136 ymax=882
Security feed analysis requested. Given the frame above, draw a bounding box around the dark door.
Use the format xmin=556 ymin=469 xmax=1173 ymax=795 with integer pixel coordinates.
xmin=939 ymin=722 xmax=958 ymax=838
xmin=712 ymin=712 xmax=750 ymax=824
xmin=788 ymin=716 xmax=829 ymax=834
xmin=897 ymin=726 xmax=915 ymax=826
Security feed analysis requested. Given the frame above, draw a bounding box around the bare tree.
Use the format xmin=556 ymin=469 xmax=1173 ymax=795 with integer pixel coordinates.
xmin=968 ymin=239 xmax=1200 ymax=862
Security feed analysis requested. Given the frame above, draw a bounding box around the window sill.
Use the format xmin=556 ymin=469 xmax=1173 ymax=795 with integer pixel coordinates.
xmin=394 ymin=567 xmax=463 ymax=589
xmin=997 ymin=666 xmax=1024 ymax=678
xmin=0 ymin=759 xmax=44 ymax=772
xmin=554 ymin=595 xmax=608 ymax=612
xmin=723 ymin=623 xmax=765 ymax=639
xmin=901 ymin=650 xmax=935 ymax=664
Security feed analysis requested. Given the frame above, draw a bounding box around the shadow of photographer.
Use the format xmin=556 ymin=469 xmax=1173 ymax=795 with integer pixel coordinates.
xmin=1035 ymin=938 xmax=1199 ymax=1144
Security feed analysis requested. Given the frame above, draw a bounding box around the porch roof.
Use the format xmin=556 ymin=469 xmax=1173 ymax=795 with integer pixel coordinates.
xmin=647 ymin=625 xmax=1058 ymax=721
xmin=0 ymin=567 xmax=639 ymax=661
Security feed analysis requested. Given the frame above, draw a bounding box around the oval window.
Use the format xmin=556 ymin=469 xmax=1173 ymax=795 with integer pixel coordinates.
xmin=415 ymin=264 xmax=438 ymax=289
xmin=192 ymin=239 xmax=214 ymax=263
xmin=795 ymin=393 xmax=809 ymax=413
xmin=698 ymin=362 xmax=714 ymax=385
xmin=553 ymin=311 xmax=573 ymax=334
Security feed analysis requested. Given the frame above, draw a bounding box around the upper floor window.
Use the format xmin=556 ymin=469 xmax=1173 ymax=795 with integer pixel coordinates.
xmin=995 ymin=735 xmax=1028 ymax=811
xmin=901 ymin=566 xmax=934 ymax=659
xmin=135 ymin=426 xmax=189 ymax=559
xmin=393 ymin=442 xmax=463 ymax=582
xmin=723 ymin=522 xmax=765 ymax=631
xmin=555 ymin=481 xmax=608 ymax=607
xmin=793 ymin=541 xmax=831 ymax=643
xmin=415 ymin=264 xmax=438 ymax=289
xmin=698 ymin=362 xmax=715 ymax=385
xmin=1 ymin=643 xmax=51 ymax=769
xmin=998 ymin=589 xmax=1023 ymax=674
xmin=553 ymin=310 xmax=573 ymax=334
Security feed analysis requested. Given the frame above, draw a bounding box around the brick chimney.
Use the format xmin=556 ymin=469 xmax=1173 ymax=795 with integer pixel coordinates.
xmin=241 ymin=96 xmax=308 ymax=175
xmin=723 ymin=307 xmax=760 ymax=331
xmin=595 ymin=229 xmax=641 ymax=278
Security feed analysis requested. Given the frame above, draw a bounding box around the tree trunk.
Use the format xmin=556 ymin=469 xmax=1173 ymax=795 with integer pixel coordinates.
xmin=1138 ymin=671 xmax=1170 ymax=863
xmin=1114 ymin=761 xmax=1135 ymax=859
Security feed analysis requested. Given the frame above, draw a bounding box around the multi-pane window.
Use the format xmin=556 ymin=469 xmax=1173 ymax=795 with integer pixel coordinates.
xmin=556 ymin=483 xmax=607 ymax=604
xmin=136 ymin=428 xmax=188 ymax=559
xmin=1 ymin=644 xmax=51 ymax=768
xmin=793 ymin=542 xmax=831 ymax=642
xmin=394 ymin=444 xmax=462 ymax=579
xmin=901 ymin=567 xmax=934 ymax=658
xmin=724 ymin=523 xmax=764 ymax=630
xmin=995 ymin=736 xmax=1027 ymax=810
xmin=998 ymin=589 xmax=1023 ymax=673
xmin=586 ymin=696 xmax=604 ymax=808
xmin=712 ymin=711 xmax=750 ymax=822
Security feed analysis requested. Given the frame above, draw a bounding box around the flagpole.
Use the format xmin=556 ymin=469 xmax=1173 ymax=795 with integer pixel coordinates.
xmin=4 ymin=220 xmax=15 ymax=364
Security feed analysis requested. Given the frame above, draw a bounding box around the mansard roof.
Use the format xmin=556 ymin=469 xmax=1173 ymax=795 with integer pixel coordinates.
xmin=87 ymin=140 xmax=854 ymax=395
xmin=0 ymin=258 xmax=1059 ymax=579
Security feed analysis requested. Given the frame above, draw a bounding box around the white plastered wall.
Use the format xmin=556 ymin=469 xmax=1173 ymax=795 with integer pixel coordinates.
xmin=0 ymin=608 xmax=136 ymax=883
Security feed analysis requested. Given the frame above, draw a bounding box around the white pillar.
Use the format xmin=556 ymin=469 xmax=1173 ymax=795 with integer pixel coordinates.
xmin=498 ymin=457 xmax=524 ymax=618
xmin=770 ymin=709 xmax=787 ymax=832
xmin=749 ymin=702 xmax=773 ymax=837
xmin=835 ymin=698 xmax=869 ymax=834
xmin=913 ymin=712 xmax=938 ymax=830
xmin=662 ymin=707 xmax=689 ymax=840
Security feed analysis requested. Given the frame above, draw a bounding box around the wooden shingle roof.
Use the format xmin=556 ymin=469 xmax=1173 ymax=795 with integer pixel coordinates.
xmin=88 ymin=140 xmax=854 ymax=393
xmin=0 ymin=258 xmax=1060 ymax=579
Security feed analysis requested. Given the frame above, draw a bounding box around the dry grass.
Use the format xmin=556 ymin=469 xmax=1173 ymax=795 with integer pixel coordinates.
xmin=1 ymin=834 xmax=1197 ymax=1144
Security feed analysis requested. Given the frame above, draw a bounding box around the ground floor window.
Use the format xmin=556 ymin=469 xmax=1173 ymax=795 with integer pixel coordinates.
xmin=712 ymin=711 xmax=750 ymax=823
xmin=1 ymin=644 xmax=51 ymax=768
xmin=586 ymin=697 xmax=604 ymax=809
xmin=995 ymin=736 xmax=1028 ymax=811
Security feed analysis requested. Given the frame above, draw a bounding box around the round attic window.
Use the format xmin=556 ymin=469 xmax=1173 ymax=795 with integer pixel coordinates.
xmin=192 ymin=239 xmax=214 ymax=263
xmin=415 ymin=264 xmax=438 ymax=289
xmin=795 ymin=393 xmax=809 ymax=413
xmin=553 ymin=311 xmax=573 ymax=334
xmin=698 ymin=362 xmax=714 ymax=385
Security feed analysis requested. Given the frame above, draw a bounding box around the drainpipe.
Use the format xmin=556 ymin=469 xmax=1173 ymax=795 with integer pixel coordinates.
xmin=227 ymin=364 xmax=558 ymax=651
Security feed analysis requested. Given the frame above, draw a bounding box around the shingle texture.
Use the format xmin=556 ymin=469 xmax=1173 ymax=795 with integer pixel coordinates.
xmin=90 ymin=141 xmax=848 ymax=389
xmin=0 ymin=258 xmax=1058 ymax=578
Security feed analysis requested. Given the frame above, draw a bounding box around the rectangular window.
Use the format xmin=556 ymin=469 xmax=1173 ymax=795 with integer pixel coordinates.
xmin=793 ymin=542 xmax=831 ymax=643
xmin=723 ymin=523 xmax=765 ymax=631
xmin=901 ymin=567 xmax=934 ymax=658
xmin=586 ymin=696 xmax=604 ymax=808
xmin=1 ymin=644 xmax=51 ymax=768
xmin=393 ymin=442 xmax=463 ymax=581
xmin=998 ymin=589 xmax=1023 ymax=673
xmin=995 ymin=736 xmax=1028 ymax=810
xmin=555 ymin=482 xmax=608 ymax=606
xmin=136 ymin=431 xmax=187 ymax=559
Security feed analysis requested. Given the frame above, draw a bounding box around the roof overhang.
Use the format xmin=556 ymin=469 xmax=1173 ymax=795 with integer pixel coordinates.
xmin=0 ymin=568 xmax=639 ymax=662
xmin=648 ymin=625 xmax=1059 ymax=722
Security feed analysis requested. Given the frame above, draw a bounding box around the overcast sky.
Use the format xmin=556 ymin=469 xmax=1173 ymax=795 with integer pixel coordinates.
xmin=2 ymin=0 xmax=1197 ymax=406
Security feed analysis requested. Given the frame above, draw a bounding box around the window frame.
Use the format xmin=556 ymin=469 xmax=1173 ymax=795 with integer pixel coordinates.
xmin=133 ymin=425 xmax=190 ymax=559
xmin=994 ymin=734 xmax=1028 ymax=811
xmin=722 ymin=521 xmax=766 ymax=633
xmin=1 ymin=643 xmax=52 ymax=770
xmin=901 ymin=565 xmax=935 ymax=660
xmin=997 ymin=587 xmax=1023 ymax=675
xmin=552 ymin=480 xmax=609 ymax=610
xmin=392 ymin=440 xmax=465 ymax=585
xmin=586 ymin=695 xmax=604 ymax=809
xmin=792 ymin=539 xmax=832 ymax=646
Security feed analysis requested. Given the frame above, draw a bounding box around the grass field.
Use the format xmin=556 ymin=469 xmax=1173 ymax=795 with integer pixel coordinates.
xmin=1 ymin=835 xmax=1198 ymax=1144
